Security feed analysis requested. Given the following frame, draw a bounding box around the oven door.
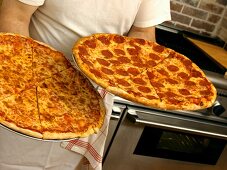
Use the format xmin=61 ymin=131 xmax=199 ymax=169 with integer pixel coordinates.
xmin=103 ymin=106 xmax=227 ymax=170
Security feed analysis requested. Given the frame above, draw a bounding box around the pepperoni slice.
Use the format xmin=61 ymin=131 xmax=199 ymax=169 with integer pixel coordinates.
xmin=78 ymin=46 xmax=89 ymax=55
xmin=157 ymin=69 xmax=169 ymax=76
xmin=151 ymin=82 xmax=164 ymax=88
xmin=127 ymin=48 xmax=139 ymax=55
xmin=147 ymin=60 xmax=157 ymax=67
xmin=80 ymin=55 xmax=93 ymax=66
xmin=178 ymin=72 xmax=189 ymax=79
xmin=84 ymin=39 xmax=96 ymax=48
xmin=166 ymin=91 xmax=178 ymax=98
xmin=199 ymin=79 xmax=210 ymax=86
xmin=118 ymin=56 xmax=130 ymax=63
xmin=114 ymin=49 xmax=125 ymax=55
xmin=179 ymin=89 xmax=191 ymax=95
xmin=90 ymin=69 xmax=102 ymax=78
xmin=109 ymin=59 xmax=121 ymax=65
xmin=187 ymin=97 xmax=202 ymax=105
xmin=116 ymin=69 xmax=128 ymax=76
xmin=191 ymin=70 xmax=202 ymax=78
xmin=116 ymin=79 xmax=130 ymax=87
xmin=147 ymin=71 xmax=155 ymax=79
xmin=166 ymin=78 xmax=178 ymax=84
xmin=131 ymin=56 xmax=142 ymax=63
xmin=182 ymin=58 xmax=192 ymax=68
xmin=132 ymin=78 xmax=146 ymax=85
xmin=127 ymin=67 xmax=140 ymax=76
xmin=97 ymin=36 xmax=110 ymax=45
xmin=149 ymin=53 xmax=160 ymax=60
xmin=185 ymin=80 xmax=196 ymax=86
xmin=153 ymin=44 xmax=164 ymax=53
xmin=101 ymin=50 xmax=113 ymax=58
xmin=101 ymin=67 xmax=114 ymax=75
xmin=167 ymin=65 xmax=179 ymax=72
xmin=168 ymin=98 xmax=181 ymax=105
xmin=134 ymin=38 xmax=146 ymax=45
xmin=146 ymin=95 xmax=158 ymax=100
xmin=200 ymin=90 xmax=212 ymax=96
xmin=129 ymin=41 xmax=142 ymax=50
xmin=133 ymin=62 xmax=145 ymax=67
xmin=138 ymin=86 xmax=151 ymax=93
xmin=113 ymin=35 xmax=125 ymax=44
xmin=128 ymin=90 xmax=143 ymax=97
xmin=96 ymin=58 xmax=110 ymax=66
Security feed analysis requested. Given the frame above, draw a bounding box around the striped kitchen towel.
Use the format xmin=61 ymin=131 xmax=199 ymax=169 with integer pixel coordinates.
xmin=61 ymin=87 xmax=114 ymax=170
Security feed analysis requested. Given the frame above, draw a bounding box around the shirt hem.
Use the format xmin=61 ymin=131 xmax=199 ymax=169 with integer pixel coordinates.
xmin=133 ymin=15 xmax=171 ymax=28
xmin=18 ymin=0 xmax=45 ymax=6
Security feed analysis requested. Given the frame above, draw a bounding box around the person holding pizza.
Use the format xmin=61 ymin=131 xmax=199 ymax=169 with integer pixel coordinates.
xmin=0 ymin=0 xmax=171 ymax=169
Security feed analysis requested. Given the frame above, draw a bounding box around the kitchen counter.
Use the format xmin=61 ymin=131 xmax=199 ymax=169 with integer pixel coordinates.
xmin=186 ymin=37 xmax=227 ymax=78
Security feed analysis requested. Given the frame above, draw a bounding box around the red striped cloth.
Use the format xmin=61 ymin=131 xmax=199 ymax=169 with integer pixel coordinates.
xmin=61 ymin=87 xmax=114 ymax=170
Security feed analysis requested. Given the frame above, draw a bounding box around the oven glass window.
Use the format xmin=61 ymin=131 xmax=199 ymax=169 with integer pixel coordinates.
xmin=134 ymin=126 xmax=226 ymax=165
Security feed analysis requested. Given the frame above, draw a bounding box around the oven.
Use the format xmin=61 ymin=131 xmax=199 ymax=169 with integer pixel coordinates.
xmin=103 ymin=26 xmax=227 ymax=170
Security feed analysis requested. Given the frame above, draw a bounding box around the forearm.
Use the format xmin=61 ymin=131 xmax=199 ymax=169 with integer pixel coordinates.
xmin=0 ymin=0 xmax=38 ymax=36
xmin=127 ymin=25 xmax=156 ymax=42
xmin=0 ymin=16 xmax=30 ymax=36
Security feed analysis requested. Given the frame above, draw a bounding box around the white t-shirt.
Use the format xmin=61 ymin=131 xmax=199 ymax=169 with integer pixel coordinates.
xmin=19 ymin=0 xmax=171 ymax=62
xmin=0 ymin=1 xmax=171 ymax=169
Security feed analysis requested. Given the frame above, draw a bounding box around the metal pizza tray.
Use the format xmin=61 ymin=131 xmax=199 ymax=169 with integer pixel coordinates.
xmin=0 ymin=123 xmax=78 ymax=142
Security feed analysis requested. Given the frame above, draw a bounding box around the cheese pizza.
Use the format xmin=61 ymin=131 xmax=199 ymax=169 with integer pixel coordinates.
xmin=0 ymin=33 xmax=106 ymax=140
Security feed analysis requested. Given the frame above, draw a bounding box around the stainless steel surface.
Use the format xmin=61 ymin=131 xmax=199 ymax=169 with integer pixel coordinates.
xmin=204 ymin=70 xmax=227 ymax=90
xmin=127 ymin=107 xmax=227 ymax=140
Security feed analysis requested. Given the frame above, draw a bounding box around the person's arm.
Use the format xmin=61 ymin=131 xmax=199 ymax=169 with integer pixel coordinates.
xmin=0 ymin=0 xmax=38 ymax=36
xmin=127 ymin=25 xmax=156 ymax=42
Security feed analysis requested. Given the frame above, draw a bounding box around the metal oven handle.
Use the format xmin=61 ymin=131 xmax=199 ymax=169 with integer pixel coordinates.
xmin=126 ymin=109 xmax=227 ymax=140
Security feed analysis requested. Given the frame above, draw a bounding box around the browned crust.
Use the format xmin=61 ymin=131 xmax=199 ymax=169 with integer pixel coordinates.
xmin=42 ymin=129 xmax=95 ymax=140
xmin=0 ymin=120 xmax=43 ymax=139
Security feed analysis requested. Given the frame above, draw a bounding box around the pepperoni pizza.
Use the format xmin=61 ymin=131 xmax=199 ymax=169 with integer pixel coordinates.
xmin=0 ymin=33 xmax=106 ymax=139
xmin=73 ymin=33 xmax=217 ymax=110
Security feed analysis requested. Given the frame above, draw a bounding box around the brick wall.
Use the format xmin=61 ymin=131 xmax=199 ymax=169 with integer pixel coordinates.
xmin=164 ymin=0 xmax=227 ymax=44
xmin=217 ymin=6 xmax=227 ymax=49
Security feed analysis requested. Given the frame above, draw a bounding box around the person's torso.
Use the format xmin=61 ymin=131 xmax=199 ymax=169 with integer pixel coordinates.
xmin=30 ymin=0 xmax=142 ymax=61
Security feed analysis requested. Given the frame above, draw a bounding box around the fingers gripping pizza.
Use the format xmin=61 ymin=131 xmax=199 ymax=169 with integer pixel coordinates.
xmin=0 ymin=33 xmax=106 ymax=140
xmin=73 ymin=33 xmax=217 ymax=111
